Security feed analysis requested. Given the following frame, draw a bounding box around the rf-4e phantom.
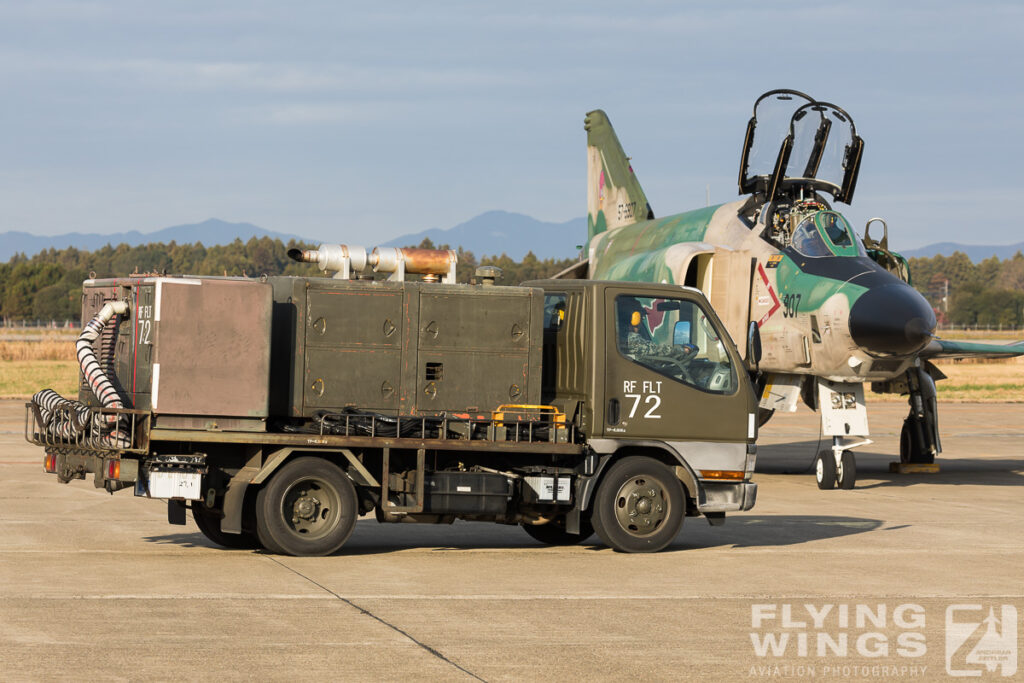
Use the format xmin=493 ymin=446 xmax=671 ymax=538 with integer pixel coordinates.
xmin=557 ymin=89 xmax=1024 ymax=488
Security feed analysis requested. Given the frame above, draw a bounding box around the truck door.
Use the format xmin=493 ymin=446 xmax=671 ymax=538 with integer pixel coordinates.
xmin=602 ymin=287 xmax=754 ymax=443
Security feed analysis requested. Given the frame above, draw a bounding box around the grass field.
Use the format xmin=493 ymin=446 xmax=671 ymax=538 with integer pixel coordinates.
xmin=0 ymin=361 xmax=79 ymax=399
xmin=938 ymin=328 xmax=1024 ymax=341
xmin=0 ymin=340 xmax=76 ymax=362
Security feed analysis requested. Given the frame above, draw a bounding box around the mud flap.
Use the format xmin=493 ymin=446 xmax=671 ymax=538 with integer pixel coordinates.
xmin=168 ymin=500 xmax=187 ymax=526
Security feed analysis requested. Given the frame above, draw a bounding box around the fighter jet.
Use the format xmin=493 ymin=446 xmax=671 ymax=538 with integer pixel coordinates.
xmin=555 ymin=89 xmax=1024 ymax=489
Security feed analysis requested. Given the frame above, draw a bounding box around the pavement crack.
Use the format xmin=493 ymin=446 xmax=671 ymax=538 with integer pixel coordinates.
xmin=264 ymin=555 xmax=485 ymax=682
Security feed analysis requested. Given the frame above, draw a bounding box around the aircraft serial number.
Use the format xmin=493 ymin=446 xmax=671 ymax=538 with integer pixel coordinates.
xmin=617 ymin=201 xmax=637 ymax=221
xmin=782 ymin=293 xmax=801 ymax=318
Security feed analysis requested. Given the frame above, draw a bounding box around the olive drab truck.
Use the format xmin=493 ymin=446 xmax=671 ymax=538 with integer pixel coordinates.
xmin=26 ymin=244 xmax=762 ymax=555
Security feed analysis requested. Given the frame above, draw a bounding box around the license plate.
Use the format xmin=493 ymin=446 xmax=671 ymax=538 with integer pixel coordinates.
xmin=148 ymin=470 xmax=202 ymax=500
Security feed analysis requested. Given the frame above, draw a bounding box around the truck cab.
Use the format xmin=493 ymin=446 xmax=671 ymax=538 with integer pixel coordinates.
xmin=532 ymin=280 xmax=760 ymax=539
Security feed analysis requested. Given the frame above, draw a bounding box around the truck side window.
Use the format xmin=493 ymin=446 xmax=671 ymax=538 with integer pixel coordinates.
xmin=544 ymin=294 xmax=567 ymax=331
xmin=615 ymin=295 xmax=736 ymax=394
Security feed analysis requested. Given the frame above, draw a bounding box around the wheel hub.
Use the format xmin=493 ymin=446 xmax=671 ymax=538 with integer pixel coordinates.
xmin=615 ymin=478 xmax=666 ymax=536
xmin=293 ymin=492 xmax=320 ymax=521
xmin=281 ymin=478 xmax=341 ymax=538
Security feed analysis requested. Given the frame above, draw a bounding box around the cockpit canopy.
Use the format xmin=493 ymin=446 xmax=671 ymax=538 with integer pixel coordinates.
xmin=738 ymin=89 xmax=864 ymax=205
xmin=789 ymin=211 xmax=866 ymax=259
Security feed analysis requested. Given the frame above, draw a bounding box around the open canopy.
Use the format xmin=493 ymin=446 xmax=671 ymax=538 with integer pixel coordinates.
xmin=738 ymin=90 xmax=863 ymax=205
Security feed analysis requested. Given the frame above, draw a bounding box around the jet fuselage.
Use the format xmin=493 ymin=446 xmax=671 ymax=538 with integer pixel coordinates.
xmin=588 ymin=200 xmax=936 ymax=383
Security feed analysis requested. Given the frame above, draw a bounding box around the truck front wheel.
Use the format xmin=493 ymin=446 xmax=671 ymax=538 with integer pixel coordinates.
xmin=591 ymin=456 xmax=685 ymax=553
xmin=256 ymin=457 xmax=358 ymax=556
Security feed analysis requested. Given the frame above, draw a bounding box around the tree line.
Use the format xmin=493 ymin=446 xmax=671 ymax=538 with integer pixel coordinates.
xmin=5 ymin=235 xmax=1019 ymax=326
xmin=0 ymin=237 xmax=578 ymax=323
xmin=908 ymin=251 xmax=1024 ymax=326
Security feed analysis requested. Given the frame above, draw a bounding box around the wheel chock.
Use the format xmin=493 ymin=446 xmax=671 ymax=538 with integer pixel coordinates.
xmin=888 ymin=462 xmax=940 ymax=474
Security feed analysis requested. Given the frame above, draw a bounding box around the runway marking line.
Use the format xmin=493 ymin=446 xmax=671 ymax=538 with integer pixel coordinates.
xmin=11 ymin=592 xmax=1023 ymax=601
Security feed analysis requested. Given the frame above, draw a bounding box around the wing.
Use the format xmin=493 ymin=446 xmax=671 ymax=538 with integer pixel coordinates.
xmin=920 ymin=338 xmax=1024 ymax=360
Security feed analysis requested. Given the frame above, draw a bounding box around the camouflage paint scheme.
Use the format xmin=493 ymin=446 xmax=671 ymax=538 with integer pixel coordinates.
xmin=580 ymin=108 xmax=1024 ymax=386
xmin=588 ymin=198 xmax=882 ymax=382
xmin=569 ymin=98 xmax=1024 ymax=474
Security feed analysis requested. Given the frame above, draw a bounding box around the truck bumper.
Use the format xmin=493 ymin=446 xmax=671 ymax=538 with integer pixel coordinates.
xmin=697 ymin=481 xmax=757 ymax=514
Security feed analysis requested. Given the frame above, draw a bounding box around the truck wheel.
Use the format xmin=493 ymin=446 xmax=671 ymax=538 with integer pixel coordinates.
xmin=192 ymin=504 xmax=261 ymax=550
xmin=255 ymin=457 xmax=357 ymax=556
xmin=521 ymin=518 xmax=594 ymax=546
xmin=837 ymin=451 xmax=857 ymax=490
xmin=591 ymin=456 xmax=684 ymax=553
xmin=815 ymin=452 xmax=836 ymax=489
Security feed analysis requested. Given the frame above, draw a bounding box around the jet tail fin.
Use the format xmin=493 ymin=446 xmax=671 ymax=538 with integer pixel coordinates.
xmin=585 ymin=110 xmax=653 ymax=244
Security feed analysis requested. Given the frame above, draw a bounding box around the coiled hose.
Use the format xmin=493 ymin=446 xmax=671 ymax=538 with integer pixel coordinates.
xmin=32 ymin=300 xmax=131 ymax=447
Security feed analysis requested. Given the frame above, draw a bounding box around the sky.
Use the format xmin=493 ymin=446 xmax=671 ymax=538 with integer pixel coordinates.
xmin=1 ymin=0 xmax=1022 ymax=250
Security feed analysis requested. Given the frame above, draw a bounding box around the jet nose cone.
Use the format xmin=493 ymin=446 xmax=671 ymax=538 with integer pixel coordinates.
xmin=849 ymin=284 xmax=936 ymax=356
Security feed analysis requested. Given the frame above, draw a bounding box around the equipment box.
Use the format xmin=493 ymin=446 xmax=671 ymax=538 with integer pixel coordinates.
xmin=422 ymin=472 xmax=511 ymax=515
xmin=82 ymin=276 xmax=273 ymax=420
xmin=269 ymin=278 xmax=543 ymax=417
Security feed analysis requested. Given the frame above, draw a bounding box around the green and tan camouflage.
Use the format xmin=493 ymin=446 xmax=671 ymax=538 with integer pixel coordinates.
xmin=562 ymin=91 xmax=1024 ymax=488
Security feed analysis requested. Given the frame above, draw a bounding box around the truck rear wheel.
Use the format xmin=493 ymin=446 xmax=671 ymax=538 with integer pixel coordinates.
xmin=255 ymin=457 xmax=357 ymax=556
xmin=192 ymin=504 xmax=261 ymax=550
xmin=591 ymin=456 xmax=684 ymax=553
xmin=521 ymin=518 xmax=594 ymax=546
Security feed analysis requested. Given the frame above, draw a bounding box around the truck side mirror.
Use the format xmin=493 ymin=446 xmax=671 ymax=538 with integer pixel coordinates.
xmin=747 ymin=321 xmax=762 ymax=369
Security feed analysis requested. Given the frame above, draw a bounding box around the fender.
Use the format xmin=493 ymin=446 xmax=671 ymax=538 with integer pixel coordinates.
xmin=580 ymin=438 xmax=702 ymax=511
xmin=221 ymin=446 xmax=378 ymax=534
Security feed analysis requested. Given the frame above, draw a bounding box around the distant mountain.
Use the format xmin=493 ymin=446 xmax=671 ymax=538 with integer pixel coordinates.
xmin=1 ymin=212 xmax=585 ymax=263
xmin=0 ymin=218 xmax=307 ymax=262
xmin=383 ymin=210 xmax=586 ymax=260
xmin=899 ymin=241 xmax=1024 ymax=262
xmin=8 ymin=214 xmax=1023 ymax=265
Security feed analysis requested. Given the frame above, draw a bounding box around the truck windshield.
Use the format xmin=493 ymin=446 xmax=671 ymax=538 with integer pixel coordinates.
xmin=616 ymin=295 xmax=736 ymax=394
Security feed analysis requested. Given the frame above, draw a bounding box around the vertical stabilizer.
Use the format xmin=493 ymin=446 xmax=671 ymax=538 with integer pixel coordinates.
xmin=585 ymin=110 xmax=653 ymax=244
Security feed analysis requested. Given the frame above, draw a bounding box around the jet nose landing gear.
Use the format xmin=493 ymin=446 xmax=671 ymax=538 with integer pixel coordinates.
xmin=815 ymin=440 xmax=866 ymax=490
xmin=815 ymin=380 xmax=872 ymax=490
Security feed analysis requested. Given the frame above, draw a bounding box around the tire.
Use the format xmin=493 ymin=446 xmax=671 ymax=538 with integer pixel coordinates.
xmin=590 ymin=456 xmax=685 ymax=553
xmin=837 ymin=450 xmax=857 ymax=490
xmin=757 ymin=407 xmax=775 ymax=428
xmin=900 ymin=419 xmax=935 ymax=464
xmin=192 ymin=504 xmax=261 ymax=550
xmin=815 ymin=452 xmax=836 ymax=489
xmin=255 ymin=457 xmax=358 ymax=556
xmin=521 ymin=518 xmax=594 ymax=546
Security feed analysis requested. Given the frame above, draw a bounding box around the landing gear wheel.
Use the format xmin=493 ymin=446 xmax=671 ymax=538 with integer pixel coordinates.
xmin=815 ymin=452 xmax=837 ymax=489
xmin=521 ymin=518 xmax=594 ymax=546
xmin=900 ymin=419 xmax=935 ymax=464
xmin=255 ymin=457 xmax=357 ymax=556
xmin=591 ymin=456 xmax=684 ymax=553
xmin=837 ymin=451 xmax=857 ymax=489
xmin=192 ymin=504 xmax=261 ymax=549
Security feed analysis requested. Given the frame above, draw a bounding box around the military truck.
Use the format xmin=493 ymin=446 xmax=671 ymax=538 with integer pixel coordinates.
xmin=26 ymin=245 xmax=761 ymax=555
